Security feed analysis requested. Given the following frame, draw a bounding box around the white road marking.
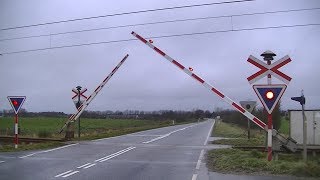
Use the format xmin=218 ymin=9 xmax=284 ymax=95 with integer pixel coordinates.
xmin=195 ymin=160 xmax=201 ymax=170
xmin=55 ymin=170 xmax=73 ymax=177
xmin=142 ymin=124 xmax=197 ymax=144
xmin=0 ymin=161 xmax=5 ymax=164
xmin=62 ymin=170 xmax=79 ymax=178
xmin=83 ymin=163 xmax=96 ymax=169
xmin=127 ymin=134 xmax=162 ymax=137
xmin=92 ymin=135 xmax=125 ymax=142
xmin=97 ymin=146 xmax=136 ymax=162
xmin=19 ymin=153 xmax=36 ymax=158
xmin=204 ymin=120 xmax=215 ymax=145
xmin=142 ymin=134 xmax=170 ymax=144
xmin=42 ymin=143 xmax=79 ymax=153
xmin=95 ymin=147 xmax=134 ymax=162
xmin=77 ymin=163 xmax=92 ymax=169
xmin=191 ymin=173 xmax=198 ymax=180
xmin=199 ymin=149 xmax=205 ymax=160
xmin=19 ymin=143 xmax=79 ymax=158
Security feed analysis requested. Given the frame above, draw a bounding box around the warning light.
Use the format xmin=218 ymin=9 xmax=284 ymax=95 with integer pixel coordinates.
xmin=149 ymin=39 xmax=153 ymax=43
xmin=13 ymin=100 xmax=18 ymax=106
xmin=189 ymin=67 xmax=193 ymax=71
xmin=266 ymin=91 xmax=274 ymax=100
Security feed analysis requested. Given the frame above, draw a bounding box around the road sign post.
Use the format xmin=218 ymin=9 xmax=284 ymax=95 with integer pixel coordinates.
xmin=72 ymin=86 xmax=87 ymax=138
xmin=247 ymin=51 xmax=291 ymax=161
xmin=240 ymin=101 xmax=257 ymax=139
xmin=7 ymin=96 xmax=26 ymax=149
xmin=59 ymin=54 xmax=129 ymax=133
xmin=291 ymin=91 xmax=307 ymax=162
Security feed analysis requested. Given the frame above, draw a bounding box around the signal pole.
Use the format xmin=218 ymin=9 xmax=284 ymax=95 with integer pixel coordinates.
xmin=76 ymin=86 xmax=82 ymax=138
xmin=291 ymin=90 xmax=307 ymax=161
xmin=261 ymin=51 xmax=276 ymax=161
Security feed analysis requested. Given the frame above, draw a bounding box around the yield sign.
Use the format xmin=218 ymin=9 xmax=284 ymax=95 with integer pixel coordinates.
xmin=247 ymin=55 xmax=292 ymax=84
xmin=7 ymin=96 xmax=26 ymax=114
xmin=253 ymin=84 xmax=286 ymax=114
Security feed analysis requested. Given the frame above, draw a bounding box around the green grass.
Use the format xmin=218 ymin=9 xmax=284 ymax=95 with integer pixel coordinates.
xmin=212 ymin=138 xmax=264 ymax=147
xmin=0 ymin=142 xmax=65 ymax=152
xmin=211 ymin=121 xmax=247 ymax=138
xmin=206 ymin=149 xmax=320 ymax=177
xmin=208 ymin=120 xmax=320 ymax=177
xmin=0 ymin=116 xmax=176 ymax=151
xmin=0 ymin=116 xmax=171 ymax=138
xmin=278 ymin=117 xmax=289 ymax=136
xmin=0 ymin=116 xmax=65 ymax=137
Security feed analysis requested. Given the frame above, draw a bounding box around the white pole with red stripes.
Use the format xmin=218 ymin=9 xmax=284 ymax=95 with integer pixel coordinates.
xmin=14 ymin=114 xmax=18 ymax=149
xmin=131 ymin=31 xmax=268 ymax=130
xmin=59 ymin=54 xmax=129 ymax=133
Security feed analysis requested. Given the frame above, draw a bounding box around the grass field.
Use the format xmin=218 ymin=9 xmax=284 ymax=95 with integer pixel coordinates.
xmin=207 ymin=120 xmax=320 ymax=177
xmin=0 ymin=116 xmax=176 ymax=151
xmin=0 ymin=116 xmax=171 ymax=138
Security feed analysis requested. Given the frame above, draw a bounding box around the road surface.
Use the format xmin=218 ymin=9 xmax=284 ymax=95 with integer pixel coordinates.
xmin=0 ymin=119 xmax=301 ymax=180
xmin=0 ymin=120 xmax=215 ymax=180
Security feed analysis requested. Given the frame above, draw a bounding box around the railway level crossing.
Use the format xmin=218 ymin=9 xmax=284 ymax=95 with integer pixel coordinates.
xmin=131 ymin=31 xmax=297 ymax=156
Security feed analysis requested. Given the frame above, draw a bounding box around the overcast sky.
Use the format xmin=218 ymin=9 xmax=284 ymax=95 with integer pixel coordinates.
xmin=0 ymin=0 xmax=319 ymax=113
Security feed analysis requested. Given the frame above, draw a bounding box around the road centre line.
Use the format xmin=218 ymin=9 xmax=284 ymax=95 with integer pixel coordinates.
xmin=55 ymin=170 xmax=73 ymax=177
xmin=77 ymin=163 xmax=92 ymax=169
xmin=97 ymin=146 xmax=136 ymax=162
xmin=142 ymin=124 xmax=197 ymax=144
xmin=94 ymin=146 xmax=134 ymax=162
xmin=62 ymin=171 xmax=80 ymax=178
xmin=83 ymin=163 xmax=96 ymax=169
xmin=19 ymin=143 xmax=79 ymax=158
xmin=55 ymin=146 xmax=136 ymax=178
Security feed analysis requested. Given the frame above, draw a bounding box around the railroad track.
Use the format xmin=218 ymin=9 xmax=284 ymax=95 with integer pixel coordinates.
xmin=0 ymin=136 xmax=64 ymax=143
xmin=234 ymin=145 xmax=320 ymax=152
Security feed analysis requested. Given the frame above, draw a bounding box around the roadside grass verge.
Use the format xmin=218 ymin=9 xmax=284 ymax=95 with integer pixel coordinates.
xmin=0 ymin=142 xmax=65 ymax=152
xmin=211 ymin=121 xmax=265 ymax=146
xmin=207 ymin=120 xmax=320 ymax=177
xmin=212 ymin=121 xmax=247 ymax=138
xmin=206 ymin=148 xmax=320 ymax=177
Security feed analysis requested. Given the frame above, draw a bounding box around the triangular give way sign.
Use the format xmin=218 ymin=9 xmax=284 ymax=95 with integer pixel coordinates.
xmin=7 ymin=96 xmax=26 ymax=114
xmin=253 ymin=84 xmax=286 ymax=114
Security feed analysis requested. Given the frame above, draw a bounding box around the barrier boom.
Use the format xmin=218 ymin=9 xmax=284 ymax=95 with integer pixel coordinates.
xmin=131 ymin=32 xmax=297 ymax=152
xmin=59 ymin=54 xmax=129 ymax=133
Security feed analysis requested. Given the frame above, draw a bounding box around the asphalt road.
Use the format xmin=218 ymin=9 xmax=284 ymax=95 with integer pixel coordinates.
xmin=0 ymin=120 xmax=215 ymax=180
xmin=0 ymin=119 xmax=305 ymax=180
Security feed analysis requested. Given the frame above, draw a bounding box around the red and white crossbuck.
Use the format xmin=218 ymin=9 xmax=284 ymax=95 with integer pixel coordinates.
xmin=247 ymin=55 xmax=291 ymax=84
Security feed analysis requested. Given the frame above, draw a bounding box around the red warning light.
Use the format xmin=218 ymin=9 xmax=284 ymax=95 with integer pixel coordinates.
xmin=13 ymin=100 xmax=18 ymax=106
xmin=266 ymin=90 xmax=274 ymax=100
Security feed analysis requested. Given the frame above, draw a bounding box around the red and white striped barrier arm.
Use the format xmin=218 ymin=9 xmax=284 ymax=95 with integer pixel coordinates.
xmin=59 ymin=54 xmax=129 ymax=133
xmin=131 ymin=31 xmax=267 ymax=130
